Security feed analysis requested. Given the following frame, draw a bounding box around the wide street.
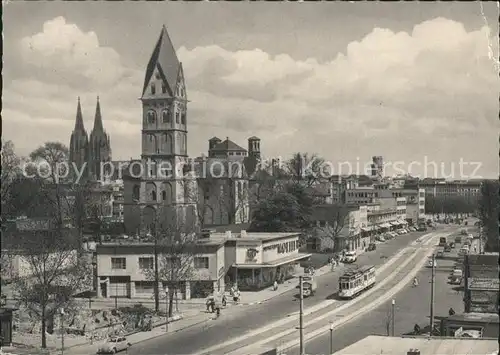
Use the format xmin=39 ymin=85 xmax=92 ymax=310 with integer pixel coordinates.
xmin=127 ymin=227 xmax=457 ymax=355
xmin=285 ymin=231 xmax=468 ymax=355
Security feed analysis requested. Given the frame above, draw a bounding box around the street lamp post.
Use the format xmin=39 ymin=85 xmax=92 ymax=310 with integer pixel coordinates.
xmin=329 ymin=322 xmax=334 ymax=354
xmin=391 ymin=299 xmax=395 ymax=336
xmin=60 ymin=308 xmax=65 ymax=355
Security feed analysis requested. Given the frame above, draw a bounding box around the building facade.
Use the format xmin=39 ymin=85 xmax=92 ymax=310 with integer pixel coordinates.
xmin=95 ymin=231 xmax=309 ymax=298
xmin=96 ymin=238 xmax=226 ymax=299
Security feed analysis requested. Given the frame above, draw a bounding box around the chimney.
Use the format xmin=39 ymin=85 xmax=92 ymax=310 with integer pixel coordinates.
xmin=240 ymin=230 xmax=247 ymax=238
xmin=407 ymin=349 xmax=420 ymax=355
xmin=225 ymin=231 xmax=232 ymax=239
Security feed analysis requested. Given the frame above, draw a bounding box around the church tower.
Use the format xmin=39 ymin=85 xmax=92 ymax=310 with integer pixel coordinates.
xmin=69 ymin=97 xmax=89 ymax=181
xmin=88 ymin=97 xmax=112 ymax=181
xmin=139 ymin=25 xmax=191 ymax=230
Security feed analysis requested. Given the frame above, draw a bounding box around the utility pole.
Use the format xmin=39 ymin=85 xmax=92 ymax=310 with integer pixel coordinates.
xmin=430 ymin=253 xmax=436 ymax=336
xmin=299 ymin=276 xmax=304 ymax=355
xmin=329 ymin=322 xmax=334 ymax=354
xmin=60 ymin=308 xmax=65 ymax=355
xmin=153 ymin=221 xmax=160 ymax=313
xmin=391 ymin=299 xmax=395 ymax=336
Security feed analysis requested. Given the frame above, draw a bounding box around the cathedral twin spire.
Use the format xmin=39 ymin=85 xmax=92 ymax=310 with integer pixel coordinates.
xmin=69 ymin=96 xmax=112 ymax=181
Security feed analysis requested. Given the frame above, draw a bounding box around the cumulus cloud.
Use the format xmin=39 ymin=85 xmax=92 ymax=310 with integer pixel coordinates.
xmin=19 ymin=16 xmax=139 ymax=89
xmin=4 ymin=15 xmax=499 ymax=178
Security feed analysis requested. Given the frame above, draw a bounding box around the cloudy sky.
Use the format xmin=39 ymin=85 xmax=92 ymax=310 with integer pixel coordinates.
xmin=3 ymin=2 xmax=499 ymax=179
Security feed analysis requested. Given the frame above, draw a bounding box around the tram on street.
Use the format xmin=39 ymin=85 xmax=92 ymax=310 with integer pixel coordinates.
xmin=338 ymin=265 xmax=376 ymax=299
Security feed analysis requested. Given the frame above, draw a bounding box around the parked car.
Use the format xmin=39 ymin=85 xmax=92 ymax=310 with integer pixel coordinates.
xmin=454 ymin=236 xmax=462 ymax=243
xmin=367 ymin=243 xmax=377 ymax=251
xmin=427 ymin=259 xmax=437 ymax=268
xmin=436 ymin=250 xmax=445 ymax=259
xmin=390 ymin=231 xmax=398 ymax=238
xmin=450 ymin=276 xmax=462 ymax=285
xmin=451 ymin=268 xmax=463 ymax=278
xmin=376 ymin=235 xmax=386 ymax=242
xmin=97 ymin=336 xmax=131 ymax=354
xmin=444 ymin=245 xmax=452 ymax=252
xmin=458 ymin=247 xmax=469 ymax=256
xmin=449 ymin=242 xmax=455 ymax=249
xmin=343 ymin=251 xmax=357 ymax=263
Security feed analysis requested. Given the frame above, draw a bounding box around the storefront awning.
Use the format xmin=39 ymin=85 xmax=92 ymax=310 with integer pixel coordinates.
xmin=380 ymin=223 xmax=392 ymax=228
xmin=361 ymin=227 xmax=372 ymax=232
xmin=390 ymin=221 xmax=400 ymax=226
xmin=232 ymin=253 xmax=312 ymax=269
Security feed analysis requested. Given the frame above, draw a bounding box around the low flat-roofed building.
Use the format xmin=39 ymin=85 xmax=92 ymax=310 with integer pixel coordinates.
xmin=332 ymin=335 xmax=499 ymax=355
xmin=215 ymin=231 xmax=311 ymax=291
xmin=440 ymin=312 xmax=499 ymax=338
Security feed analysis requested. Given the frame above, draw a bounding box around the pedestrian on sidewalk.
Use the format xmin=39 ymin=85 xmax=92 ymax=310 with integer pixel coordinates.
xmin=273 ymin=280 xmax=278 ymax=291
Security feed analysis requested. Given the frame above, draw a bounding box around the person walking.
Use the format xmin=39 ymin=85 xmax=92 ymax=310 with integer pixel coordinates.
xmin=413 ymin=277 xmax=419 ymax=287
xmin=273 ymin=280 xmax=278 ymax=291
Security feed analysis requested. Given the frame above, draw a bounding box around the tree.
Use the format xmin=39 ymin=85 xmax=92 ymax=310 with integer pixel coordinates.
xmin=284 ymin=152 xmax=327 ymax=187
xmin=29 ymin=142 xmax=71 ymax=227
xmin=312 ymin=204 xmax=352 ymax=252
xmin=143 ymin=212 xmax=199 ymax=317
xmin=478 ymin=180 xmax=500 ymax=252
xmin=9 ymin=224 xmax=89 ymax=348
xmin=29 ymin=142 xmax=70 ymax=184
xmin=249 ymin=190 xmax=304 ymax=232
xmin=1 ymin=140 xmax=24 ymax=222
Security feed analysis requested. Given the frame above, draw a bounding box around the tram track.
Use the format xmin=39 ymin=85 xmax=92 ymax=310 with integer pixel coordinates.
xmin=208 ymin=231 xmax=444 ymax=355
xmin=246 ymin=235 xmax=441 ymax=354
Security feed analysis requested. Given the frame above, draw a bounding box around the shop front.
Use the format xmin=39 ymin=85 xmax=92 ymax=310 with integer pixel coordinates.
xmin=229 ymin=234 xmax=311 ymax=291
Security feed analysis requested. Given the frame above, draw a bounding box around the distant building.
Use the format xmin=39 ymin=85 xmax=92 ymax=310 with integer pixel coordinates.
xmin=418 ymin=179 xmax=481 ymax=202
xmin=69 ymin=97 xmax=112 ymax=182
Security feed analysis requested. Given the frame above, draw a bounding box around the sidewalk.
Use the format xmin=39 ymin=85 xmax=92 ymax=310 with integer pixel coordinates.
xmin=7 ymin=264 xmax=339 ymax=355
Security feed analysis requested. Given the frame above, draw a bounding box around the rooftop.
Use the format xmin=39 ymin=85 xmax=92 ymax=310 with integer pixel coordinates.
xmin=333 ymin=335 xmax=499 ymax=355
xmin=445 ymin=312 xmax=499 ymax=324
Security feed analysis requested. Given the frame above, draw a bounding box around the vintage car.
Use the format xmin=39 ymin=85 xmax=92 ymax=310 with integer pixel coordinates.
xmin=367 ymin=243 xmax=377 ymax=251
xmin=297 ymin=275 xmax=317 ymax=297
xmin=97 ymin=336 xmax=131 ymax=354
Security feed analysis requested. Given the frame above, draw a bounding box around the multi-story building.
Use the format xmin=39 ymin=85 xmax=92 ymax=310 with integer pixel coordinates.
xmin=419 ymin=179 xmax=482 ymax=201
xmin=122 ymin=27 xmax=258 ymax=234
xmin=345 ymin=185 xmax=425 ymax=225
xmin=308 ymin=204 xmax=371 ymax=253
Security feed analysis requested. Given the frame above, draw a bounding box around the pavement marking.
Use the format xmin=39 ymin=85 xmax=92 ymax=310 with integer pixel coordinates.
xmin=276 ymin=241 xmax=439 ymax=352
xmin=197 ymin=230 xmax=452 ymax=355
xmin=194 ymin=237 xmax=425 ymax=355
xmin=226 ymin=238 xmax=434 ymax=355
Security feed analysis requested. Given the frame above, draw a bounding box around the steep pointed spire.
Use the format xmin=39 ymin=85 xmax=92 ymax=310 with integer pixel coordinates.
xmin=142 ymin=25 xmax=180 ymax=96
xmin=93 ymin=96 xmax=104 ymax=132
xmin=74 ymin=96 xmax=85 ymax=131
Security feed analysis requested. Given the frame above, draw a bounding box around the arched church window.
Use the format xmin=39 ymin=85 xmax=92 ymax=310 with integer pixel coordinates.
xmin=151 ymin=83 xmax=156 ymax=95
xmin=162 ymin=190 xmax=167 ymax=201
xmin=151 ymin=190 xmax=157 ymax=201
xmin=147 ymin=111 xmax=156 ymax=125
xmin=132 ymin=185 xmax=140 ymax=200
xmin=162 ymin=109 xmax=170 ymax=124
xmin=176 ymin=111 xmax=180 ymax=124
xmin=162 ymin=83 xmax=167 ymax=94
xmin=149 ymin=135 xmax=154 ymax=142
xmin=181 ymin=113 xmax=186 ymax=125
